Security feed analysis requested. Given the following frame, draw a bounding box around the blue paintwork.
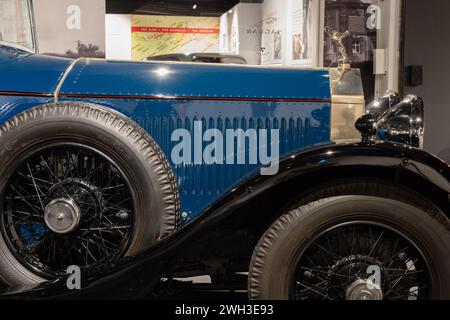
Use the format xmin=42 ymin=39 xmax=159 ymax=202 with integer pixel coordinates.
xmin=0 ymin=95 xmax=53 ymax=122
xmin=0 ymin=45 xmax=72 ymax=94
xmin=60 ymin=59 xmax=330 ymax=100
xmin=62 ymin=96 xmax=331 ymax=218
xmin=0 ymin=44 xmax=331 ymax=221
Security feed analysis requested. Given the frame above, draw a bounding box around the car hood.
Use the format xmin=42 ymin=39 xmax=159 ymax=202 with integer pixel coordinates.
xmin=58 ymin=58 xmax=331 ymax=101
xmin=0 ymin=44 xmax=73 ymax=95
xmin=0 ymin=45 xmax=331 ymax=101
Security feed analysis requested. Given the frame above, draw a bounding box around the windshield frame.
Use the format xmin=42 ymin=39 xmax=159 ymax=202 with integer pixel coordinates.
xmin=0 ymin=0 xmax=37 ymax=53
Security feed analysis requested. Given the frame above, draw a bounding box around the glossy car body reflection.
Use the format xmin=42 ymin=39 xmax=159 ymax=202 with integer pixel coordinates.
xmin=2 ymin=140 xmax=449 ymax=299
xmin=0 ymin=44 xmax=332 ymax=220
xmin=0 ymin=43 xmax=449 ymax=299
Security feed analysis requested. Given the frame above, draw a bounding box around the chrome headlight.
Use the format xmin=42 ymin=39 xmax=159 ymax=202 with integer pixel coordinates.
xmin=376 ymin=95 xmax=425 ymax=148
xmin=366 ymin=90 xmax=401 ymax=121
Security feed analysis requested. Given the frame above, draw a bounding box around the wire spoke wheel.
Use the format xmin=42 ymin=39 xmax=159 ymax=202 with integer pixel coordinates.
xmin=293 ymin=223 xmax=431 ymax=300
xmin=1 ymin=144 xmax=135 ymax=277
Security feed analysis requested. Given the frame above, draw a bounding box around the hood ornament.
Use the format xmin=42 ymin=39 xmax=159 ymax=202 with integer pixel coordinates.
xmin=325 ymin=27 xmax=351 ymax=70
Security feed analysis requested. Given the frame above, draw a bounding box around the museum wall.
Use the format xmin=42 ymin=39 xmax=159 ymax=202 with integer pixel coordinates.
xmin=105 ymin=14 xmax=132 ymax=60
xmin=260 ymin=0 xmax=288 ymax=65
xmin=237 ymin=4 xmax=262 ymax=65
xmin=220 ymin=3 xmax=262 ymax=65
xmin=260 ymin=0 xmax=320 ymax=66
xmin=33 ymin=0 xmax=106 ymax=58
xmin=403 ymin=0 xmax=450 ymax=163
xmin=222 ymin=0 xmax=320 ymax=67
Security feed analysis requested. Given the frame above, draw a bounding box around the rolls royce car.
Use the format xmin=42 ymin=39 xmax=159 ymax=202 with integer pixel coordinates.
xmin=0 ymin=9 xmax=448 ymax=301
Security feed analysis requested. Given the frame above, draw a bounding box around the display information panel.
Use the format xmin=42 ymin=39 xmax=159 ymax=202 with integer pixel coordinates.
xmin=131 ymin=15 xmax=220 ymax=60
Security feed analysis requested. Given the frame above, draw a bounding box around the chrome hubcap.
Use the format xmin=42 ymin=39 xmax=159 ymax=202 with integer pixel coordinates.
xmin=44 ymin=198 xmax=81 ymax=234
xmin=346 ymin=279 xmax=383 ymax=300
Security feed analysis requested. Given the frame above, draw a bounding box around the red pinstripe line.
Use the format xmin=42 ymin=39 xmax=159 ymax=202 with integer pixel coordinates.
xmin=0 ymin=91 xmax=332 ymax=103
xmin=60 ymin=93 xmax=331 ymax=103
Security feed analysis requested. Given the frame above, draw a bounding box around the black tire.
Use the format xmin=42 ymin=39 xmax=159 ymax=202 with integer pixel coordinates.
xmin=0 ymin=102 xmax=179 ymax=286
xmin=248 ymin=185 xmax=450 ymax=300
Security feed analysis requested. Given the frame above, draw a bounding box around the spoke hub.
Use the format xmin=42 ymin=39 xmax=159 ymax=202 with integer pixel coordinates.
xmin=44 ymin=198 xmax=81 ymax=234
xmin=294 ymin=223 xmax=430 ymax=300
xmin=346 ymin=279 xmax=383 ymax=300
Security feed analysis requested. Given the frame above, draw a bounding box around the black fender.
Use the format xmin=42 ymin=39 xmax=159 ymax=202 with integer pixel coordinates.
xmin=1 ymin=141 xmax=449 ymax=299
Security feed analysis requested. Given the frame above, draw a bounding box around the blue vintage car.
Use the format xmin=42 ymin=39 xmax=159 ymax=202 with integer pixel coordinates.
xmin=0 ymin=28 xmax=449 ymax=300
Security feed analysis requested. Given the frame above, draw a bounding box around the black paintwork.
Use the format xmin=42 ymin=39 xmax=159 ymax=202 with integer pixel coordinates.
xmin=1 ymin=141 xmax=449 ymax=299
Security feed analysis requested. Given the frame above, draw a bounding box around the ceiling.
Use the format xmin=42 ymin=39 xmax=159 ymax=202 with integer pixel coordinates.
xmin=106 ymin=0 xmax=244 ymax=17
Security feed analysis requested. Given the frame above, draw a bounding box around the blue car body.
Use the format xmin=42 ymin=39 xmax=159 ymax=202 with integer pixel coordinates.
xmin=2 ymin=43 xmax=450 ymax=300
xmin=0 ymin=44 xmax=332 ymax=220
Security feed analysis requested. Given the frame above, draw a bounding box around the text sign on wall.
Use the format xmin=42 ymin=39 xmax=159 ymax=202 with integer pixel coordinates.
xmin=131 ymin=15 xmax=220 ymax=61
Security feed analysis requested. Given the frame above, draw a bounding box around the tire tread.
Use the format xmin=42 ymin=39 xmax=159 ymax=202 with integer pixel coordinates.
xmin=0 ymin=102 xmax=180 ymax=236
xmin=248 ymin=180 xmax=450 ymax=299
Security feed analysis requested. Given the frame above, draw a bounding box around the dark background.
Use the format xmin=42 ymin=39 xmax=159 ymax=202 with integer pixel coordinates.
xmin=403 ymin=0 xmax=450 ymax=163
xmin=106 ymin=0 xmax=241 ymax=16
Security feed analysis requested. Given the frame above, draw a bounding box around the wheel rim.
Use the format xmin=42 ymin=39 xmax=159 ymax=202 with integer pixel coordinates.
xmin=0 ymin=144 xmax=135 ymax=277
xmin=292 ymin=222 xmax=432 ymax=300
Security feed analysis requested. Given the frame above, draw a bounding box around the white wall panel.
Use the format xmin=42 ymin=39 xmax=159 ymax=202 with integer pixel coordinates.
xmin=105 ymin=14 xmax=131 ymax=60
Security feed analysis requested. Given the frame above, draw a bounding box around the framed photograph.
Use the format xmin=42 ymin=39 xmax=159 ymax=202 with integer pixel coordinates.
xmin=288 ymin=0 xmax=319 ymax=66
xmin=273 ymin=31 xmax=282 ymax=61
